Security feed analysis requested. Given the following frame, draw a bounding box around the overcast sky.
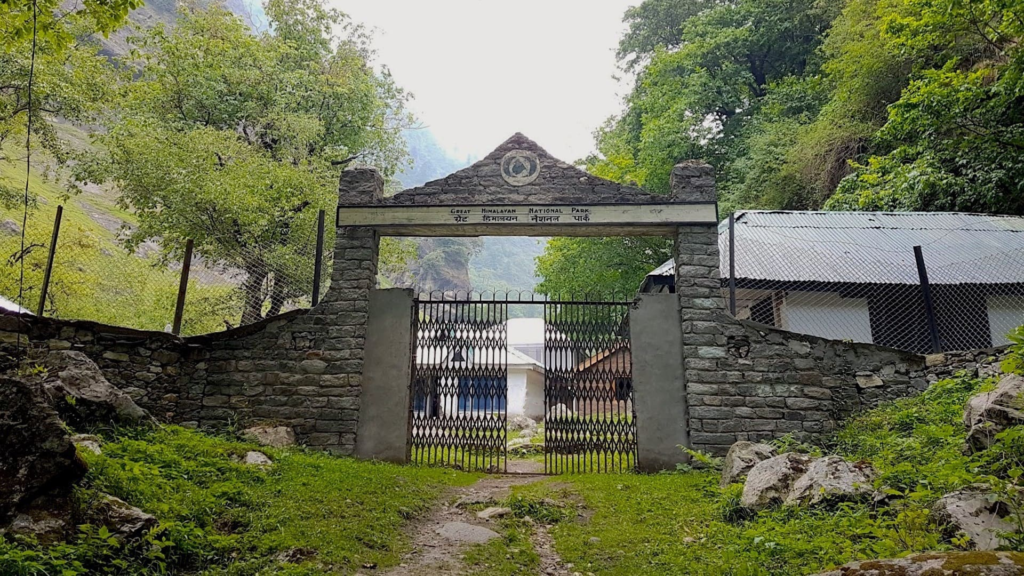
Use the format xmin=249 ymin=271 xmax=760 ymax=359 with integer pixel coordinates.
xmin=336 ymin=1 xmax=638 ymax=163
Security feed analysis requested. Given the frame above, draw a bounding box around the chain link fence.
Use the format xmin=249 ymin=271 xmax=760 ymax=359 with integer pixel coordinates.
xmin=718 ymin=211 xmax=1024 ymax=354
xmin=0 ymin=202 xmax=332 ymax=337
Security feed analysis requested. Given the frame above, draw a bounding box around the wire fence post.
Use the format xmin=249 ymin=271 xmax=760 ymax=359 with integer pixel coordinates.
xmin=913 ymin=245 xmax=941 ymax=353
xmin=36 ymin=204 xmax=63 ymax=316
xmin=171 ymin=239 xmax=194 ymax=335
xmin=728 ymin=212 xmax=736 ymax=316
xmin=312 ymin=209 xmax=326 ymax=307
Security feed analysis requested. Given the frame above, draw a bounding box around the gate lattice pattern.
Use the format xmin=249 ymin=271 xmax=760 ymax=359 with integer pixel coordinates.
xmin=409 ymin=297 xmax=508 ymax=472
xmin=407 ymin=293 xmax=637 ymax=474
xmin=544 ymin=301 xmax=637 ymax=474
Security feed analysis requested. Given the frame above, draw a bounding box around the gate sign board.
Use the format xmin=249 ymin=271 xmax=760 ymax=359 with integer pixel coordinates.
xmin=335 ymin=134 xmax=717 ymax=237
xmin=336 ymin=203 xmax=716 ymax=237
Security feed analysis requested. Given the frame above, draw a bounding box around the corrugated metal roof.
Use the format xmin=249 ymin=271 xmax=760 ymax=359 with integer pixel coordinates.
xmin=651 ymin=211 xmax=1024 ymax=285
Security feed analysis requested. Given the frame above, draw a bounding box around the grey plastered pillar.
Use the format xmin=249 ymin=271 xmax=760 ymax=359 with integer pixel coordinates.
xmin=355 ymin=288 xmax=414 ymax=462
xmin=304 ymin=167 xmax=383 ymax=454
xmin=631 ymin=293 xmax=688 ymax=472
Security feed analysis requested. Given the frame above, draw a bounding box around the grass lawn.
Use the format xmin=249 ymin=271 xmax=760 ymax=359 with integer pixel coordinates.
xmin=472 ymin=360 xmax=1024 ymax=576
xmin=515 ymin=473 xmax=918 ymax=576
xmin=0 ymin=425 xmax=477 ymax=575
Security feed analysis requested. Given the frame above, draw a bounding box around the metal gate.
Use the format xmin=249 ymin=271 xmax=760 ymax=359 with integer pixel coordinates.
xmin=409 ymin=296 xmax=509 ymax=472
xmin=408 ymin=293 xmax=636 ymax=474
xmin=544 ymin=300 xmax=636 ymax=474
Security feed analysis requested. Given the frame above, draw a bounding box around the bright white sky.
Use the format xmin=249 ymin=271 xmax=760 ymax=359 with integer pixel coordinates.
xmin=335 ymin=0 xmax=638 ymax=163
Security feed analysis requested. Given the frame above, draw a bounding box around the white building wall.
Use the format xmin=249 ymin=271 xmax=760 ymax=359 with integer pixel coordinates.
xmin=987 ymin=296 xmax=1024 ymax=346
xmin=780 ymin=291 xmax=873 ymax=344
xmin=523 ymin=371 xmax=545 ymax=420
xmin=506 ymin=370 xmax=528 ymax=417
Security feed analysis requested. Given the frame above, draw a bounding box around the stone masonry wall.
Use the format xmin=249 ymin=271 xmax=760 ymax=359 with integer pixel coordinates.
xmin=675 ymin=222 xmax=947 ymax=454
xmin=668 ymin=163 xmax=995 ymax=454
xmin=1 ymin=167 xmax=382 ymax=455
xmin=0 ymin=313 xmax=199 ymax=423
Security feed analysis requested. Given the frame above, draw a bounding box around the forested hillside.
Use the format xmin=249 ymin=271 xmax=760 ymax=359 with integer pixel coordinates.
xmin=537 ymin=0 xmax=1024 ymax=298
xmin=0 ymin=0 xmax=411 ymax=332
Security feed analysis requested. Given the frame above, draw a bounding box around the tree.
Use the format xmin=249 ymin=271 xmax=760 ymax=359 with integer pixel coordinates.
xmin=0 ymin=1 xmax=133 ymax=206
xmin=535 ymin=237 xmax=673 ymax=297
xmin=1 ymin=0 xmax=140 ymax=48
xmin=80 ymin=2 xmax=412 ymax=324
xmin=540 ymin=0 xmax=841 ymax=298
xmin=827 ymin=0 xmax=1024 ymax=215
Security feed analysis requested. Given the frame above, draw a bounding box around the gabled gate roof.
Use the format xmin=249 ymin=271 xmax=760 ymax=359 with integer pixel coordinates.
xmin=385 ymin=133 xmax=672 ymax=206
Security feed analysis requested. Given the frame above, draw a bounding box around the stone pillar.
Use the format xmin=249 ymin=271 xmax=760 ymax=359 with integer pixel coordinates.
xmin=670 ymin=161 xmax=734 ymax=453
xmin=302 ymin=167 xmax=383 ymax=453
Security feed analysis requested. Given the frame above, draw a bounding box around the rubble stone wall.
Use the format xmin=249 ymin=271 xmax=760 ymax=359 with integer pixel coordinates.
xmin=0 ymin=169 xmax=382 ymax=455
xmin=671 ymin=170 xmax=1014 ymax=454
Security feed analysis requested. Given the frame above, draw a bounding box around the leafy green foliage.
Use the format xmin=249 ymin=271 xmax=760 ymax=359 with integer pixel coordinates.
xmin=542 ymin=0 xmax=1024 ymax=297
xmin=0 ymin=5 xmax=126 ymax=199
xmin=832 ymin=374 xmax=985 ymax=494
xmin=78 ymin=2 xmax=411 ymax=324
xmin=0 ymin=426 xmax=475 ymax=575
xmin=0 ymin=0 xmax=140 ymax=49
xmin=535 ymin=236 xmax=672 ymax=297
xmin=827 ymin=0 xmax=1024 ymax=214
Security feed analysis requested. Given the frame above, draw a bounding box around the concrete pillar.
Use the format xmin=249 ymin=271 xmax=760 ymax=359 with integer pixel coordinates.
xmin=631 ymin=293 xmax=688 ymax=471
xmin=355 ymin=288 xmax=414 ymax=463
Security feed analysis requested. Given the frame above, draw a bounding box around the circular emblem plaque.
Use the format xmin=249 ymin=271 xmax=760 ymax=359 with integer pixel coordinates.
xmin=500 ymin=150 xmax=540 ymax=186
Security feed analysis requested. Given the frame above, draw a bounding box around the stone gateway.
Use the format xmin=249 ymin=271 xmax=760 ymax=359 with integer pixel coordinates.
xmin=0 ymin=132 xmax=963 ymax=470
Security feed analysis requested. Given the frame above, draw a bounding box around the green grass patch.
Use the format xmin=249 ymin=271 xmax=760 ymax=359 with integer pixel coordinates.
xmin=0 ymin=425 xmax=476 ymax=575
xmin=510 ymin=345 xmax=1024 ymax=575
xmin=462 ymin=517 xmax=540 ymax=576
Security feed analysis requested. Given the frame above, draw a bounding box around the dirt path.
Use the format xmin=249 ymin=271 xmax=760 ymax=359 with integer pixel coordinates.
xmin=379 ymin=460 xmax=573 ymax=576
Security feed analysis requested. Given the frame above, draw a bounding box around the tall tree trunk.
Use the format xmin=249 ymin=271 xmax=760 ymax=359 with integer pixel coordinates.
xmin=240 ymin=263 xmax=267 ymax=325
xmin=267 ymin=274 xmax=287 ymax=318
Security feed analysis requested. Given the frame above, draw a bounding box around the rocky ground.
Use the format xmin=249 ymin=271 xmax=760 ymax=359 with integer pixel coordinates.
xmin=381 ymin=470 xmax=570 ymax=575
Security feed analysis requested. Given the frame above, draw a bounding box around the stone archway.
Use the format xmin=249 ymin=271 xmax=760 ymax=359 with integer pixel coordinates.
xmin=337 ymin=133 xmax=718 ymax=472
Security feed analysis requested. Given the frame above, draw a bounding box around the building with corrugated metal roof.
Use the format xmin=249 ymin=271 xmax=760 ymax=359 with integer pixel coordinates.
xmin=641 ymin=211 xmax=1024 ymax=353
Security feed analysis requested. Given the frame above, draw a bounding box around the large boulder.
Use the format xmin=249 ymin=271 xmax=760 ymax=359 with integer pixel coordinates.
xmin=740 ymin=453 xmax=812 ymax=510
xmin=933 ymin=490 xmax=1017 ymax=551
xmin=2 ymin=494 xmax=73 ymax=545
xmin=813 ymin=552 xmax=1024 ymax=575
xmin=243 ymin=425 xmax=296 ymax=448
xmin=0 ymin=377 xmax=87 ymax=522
xmin=785 ymin=456 xmax=876 ymax=506
xmin=40 ymin=351 xmax=153 ymax=428
xmin=720 ymin=441 xmax=776 ymax=488
xmin=964 ymin=374 xmax=1024 ymax=453
xmin=81 ymin=493 xmax=158 ymax=539
xmin=546 ymin=404 xmax=575 ymax=421
xmin=507 ymin=415 xmax=538 ymax=432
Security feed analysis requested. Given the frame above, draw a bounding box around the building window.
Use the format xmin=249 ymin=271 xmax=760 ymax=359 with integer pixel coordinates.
xmin=457 ymin=377 xmax=507 ymax=413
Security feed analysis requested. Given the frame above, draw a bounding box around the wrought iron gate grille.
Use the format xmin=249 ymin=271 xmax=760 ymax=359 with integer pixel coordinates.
xmin=409 ymin=297 xmax=508 ymax=472
xmin=544 ymin=301 xmax=637 ymax=474
xmin=407 ymin=293 xmax=637 ymax=475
